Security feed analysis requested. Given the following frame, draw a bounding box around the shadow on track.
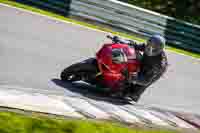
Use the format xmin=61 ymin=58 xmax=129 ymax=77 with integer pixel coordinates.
xmin=51 ymin=78 xmax=132 ymax=105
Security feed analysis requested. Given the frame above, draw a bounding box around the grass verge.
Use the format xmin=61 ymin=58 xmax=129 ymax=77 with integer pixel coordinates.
xmin=0 ymin=111 xmax=178 ymax=133
xmin=1 ymin=0 xmax=200 ymax=59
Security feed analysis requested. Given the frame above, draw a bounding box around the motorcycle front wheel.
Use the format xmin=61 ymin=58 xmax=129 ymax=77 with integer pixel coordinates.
xmin=60 ymin=58 xmax=98 ymax=83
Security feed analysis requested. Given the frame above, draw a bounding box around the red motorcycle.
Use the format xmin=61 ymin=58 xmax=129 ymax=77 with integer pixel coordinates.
xmin=60 ymin=35 xmax=141 ymax=99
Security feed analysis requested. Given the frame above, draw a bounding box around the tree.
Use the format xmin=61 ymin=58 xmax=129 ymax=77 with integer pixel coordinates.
xmin=119 ymin=0 xmax=200 ymax=24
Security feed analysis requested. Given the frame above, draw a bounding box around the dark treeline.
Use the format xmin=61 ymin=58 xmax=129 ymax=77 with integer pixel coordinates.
xmin=119 ymin=0 xmax=200 ymax=25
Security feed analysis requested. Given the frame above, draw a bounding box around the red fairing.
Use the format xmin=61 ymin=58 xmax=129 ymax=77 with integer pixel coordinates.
xmin=96 ymin=43 xmax=140 ymax=91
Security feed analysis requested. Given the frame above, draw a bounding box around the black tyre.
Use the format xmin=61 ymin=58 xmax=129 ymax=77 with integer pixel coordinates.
xmin=60 ymin=66 xmax=81 ymax=81
xmin=60 ymin=58 xmax=98 ymax=82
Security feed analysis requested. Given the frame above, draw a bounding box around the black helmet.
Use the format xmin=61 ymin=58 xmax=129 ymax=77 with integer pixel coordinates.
xmin=144 ymin=35 xmax=165 ymax=56
xmin=112 ymin=49 xmax=127 ymax=64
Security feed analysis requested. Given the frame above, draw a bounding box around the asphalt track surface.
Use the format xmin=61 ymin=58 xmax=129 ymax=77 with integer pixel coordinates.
xmin=1 ymin=5 xmax=200 ymax=114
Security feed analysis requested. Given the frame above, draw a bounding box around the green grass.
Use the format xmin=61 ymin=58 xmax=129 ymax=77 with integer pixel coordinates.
xmin=1 ymin=0 xmax=200 ymax=59
xmin=166 ymin=46 xmax=200 ymax=58
xmin=0 ymin=111 xmax=178 ymax=133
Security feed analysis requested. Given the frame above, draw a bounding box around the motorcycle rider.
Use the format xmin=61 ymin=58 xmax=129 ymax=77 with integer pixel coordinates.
xmin=111 ymin=34 xmax=168 ymax=102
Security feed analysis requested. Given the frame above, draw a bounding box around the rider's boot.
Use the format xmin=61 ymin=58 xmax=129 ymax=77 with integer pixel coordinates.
xmin=128 ymin=84 xmax=147 ymax=102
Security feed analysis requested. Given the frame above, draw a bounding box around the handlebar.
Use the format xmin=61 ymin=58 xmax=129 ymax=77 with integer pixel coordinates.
xmin=106 ymin=35 xmax=113 ymax=40
xmin=106 ymin=35 xmax=137 ymax=46
xmin=106 ymin=35 xmax=121 ymax=43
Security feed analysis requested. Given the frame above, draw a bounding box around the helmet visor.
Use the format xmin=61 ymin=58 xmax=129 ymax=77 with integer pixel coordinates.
xmin=145 ymin=41 xmax=162 ymax=56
